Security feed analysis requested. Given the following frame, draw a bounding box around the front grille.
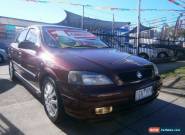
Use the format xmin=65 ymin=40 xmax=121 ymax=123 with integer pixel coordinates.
xmin=118 ymin=67 xmax=153 ymax=83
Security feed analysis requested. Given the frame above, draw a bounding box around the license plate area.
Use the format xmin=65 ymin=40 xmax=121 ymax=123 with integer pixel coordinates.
xmin=135 ymin=86 xmax=153 ymax=101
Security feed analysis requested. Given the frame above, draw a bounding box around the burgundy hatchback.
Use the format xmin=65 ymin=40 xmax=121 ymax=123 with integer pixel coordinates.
xmin=9 ymin=25 xmax=162 ymax=123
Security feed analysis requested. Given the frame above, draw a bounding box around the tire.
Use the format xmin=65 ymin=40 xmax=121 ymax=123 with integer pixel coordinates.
xmin=9 ymin=60 xmax=17 ymax=81
xmin=139 ymin=53 xmax=149 ymax=60
xmin=158 ymin=52 xmax=168 ymax=59
xmin=0 ymin=54 xmax=4 ymax=63
xmin=41 ymin=76 xmax=65 ymax=123
xmin=176 ymin=51 xmax=185 ymax=60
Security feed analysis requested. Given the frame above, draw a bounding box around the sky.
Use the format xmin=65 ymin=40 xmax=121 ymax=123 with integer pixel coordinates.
xmin=0 ymin=0 xmax=184 ymax=27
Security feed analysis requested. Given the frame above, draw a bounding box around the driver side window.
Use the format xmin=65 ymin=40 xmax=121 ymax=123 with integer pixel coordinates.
xmin=26 ymin=28 xmax=39 ymax=46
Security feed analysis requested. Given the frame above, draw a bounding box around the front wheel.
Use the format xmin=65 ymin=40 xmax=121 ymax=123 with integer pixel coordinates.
xmin=42 ymin=77 xmax=65 ymax=123
xmin=139 ymin=53 xmax=149 ymax=60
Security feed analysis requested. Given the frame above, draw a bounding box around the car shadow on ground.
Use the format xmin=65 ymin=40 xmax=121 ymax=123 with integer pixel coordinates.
xmin=0 ymin=79 xmax=16 ymax=94
xmin=0 ymin=113 xmax=24 ymax=135
xmin=55 ymin=98 xmax=185 ymax=135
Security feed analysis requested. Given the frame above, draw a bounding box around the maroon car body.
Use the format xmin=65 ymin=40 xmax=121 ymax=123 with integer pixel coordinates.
xmin=9 ymin=25 xmax=162 ymax=122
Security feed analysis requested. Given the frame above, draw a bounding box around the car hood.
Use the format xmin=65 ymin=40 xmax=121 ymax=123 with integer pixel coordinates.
xmin=51 ymin=48 xmax=152 ymax=73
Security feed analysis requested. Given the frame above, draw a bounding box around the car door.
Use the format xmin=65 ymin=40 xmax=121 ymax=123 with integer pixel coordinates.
xmin=20 ymin=28 xmax=41 ymax=92
xmin=10 ymin=29 xmax=28 ymax=75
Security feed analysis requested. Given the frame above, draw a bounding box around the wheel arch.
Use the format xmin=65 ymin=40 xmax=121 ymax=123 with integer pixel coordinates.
xmin=138 ymin=52 xmax=149 ymax=59
xmin=39 ymin=68 xmax=59 ymax=91
xmin=157 ymin=51 xmax=169 ymax=58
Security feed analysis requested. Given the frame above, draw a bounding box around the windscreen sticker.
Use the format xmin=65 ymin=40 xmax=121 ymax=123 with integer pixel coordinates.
xmin=64 ymin=30 xmax=97 ymax=39
xmin=47 ymin=29 xmax=67 ymax=39
xmin=46 ymin=29 xmax=97 ymax=40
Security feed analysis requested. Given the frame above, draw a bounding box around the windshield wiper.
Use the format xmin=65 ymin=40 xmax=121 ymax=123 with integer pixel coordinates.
xmin=74 ymin=45 xmax=98 ymax=48
xmin=101 ymin=46 xmax=110 ymax=48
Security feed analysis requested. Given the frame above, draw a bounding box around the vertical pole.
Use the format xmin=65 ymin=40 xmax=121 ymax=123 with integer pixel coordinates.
xmin=112 ymin=12 xmax=115 ymax=34
xmin=136 ymin=0 xmax=141 ymax=55
xmin=81 ymin=5 xmax=85 ymax=29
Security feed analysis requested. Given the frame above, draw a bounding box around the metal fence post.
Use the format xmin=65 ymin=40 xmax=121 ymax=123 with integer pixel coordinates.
xmin=136 ymin=0 xmax=141 ymax=55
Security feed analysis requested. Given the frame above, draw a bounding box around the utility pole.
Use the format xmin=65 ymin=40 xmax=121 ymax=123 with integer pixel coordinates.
xmin=136 ymin=0 xmax=141 ymax=55
xmin=81 ymin=5 xmax=85 ymax=29
xmin=71 ymin=3 xmax=87 ymax=29
xmin=79 ymin=4 xmax=91 ymax=29
xmin=112 ymin=12 xmax=115 ymax=34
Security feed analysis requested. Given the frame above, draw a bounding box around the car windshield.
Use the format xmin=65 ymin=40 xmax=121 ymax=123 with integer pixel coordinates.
xmin=43 ymin=27 xmax=108 ymax=48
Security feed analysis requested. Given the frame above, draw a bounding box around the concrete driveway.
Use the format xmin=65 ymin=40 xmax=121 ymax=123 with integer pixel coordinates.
xmin=0 ymin=64 xmax=185 ymax=135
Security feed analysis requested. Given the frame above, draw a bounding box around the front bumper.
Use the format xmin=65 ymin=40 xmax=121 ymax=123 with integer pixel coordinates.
xmin=59 ymin=77 xmax=162 ymax=119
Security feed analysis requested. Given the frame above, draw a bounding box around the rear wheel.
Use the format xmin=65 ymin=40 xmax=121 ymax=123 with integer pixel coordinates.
xmin=176 ymin=51 xmax=185 ymax=59
xmin=158 ymin=52 xmax=168 ymax=59
xmin=42 ymin=77 xmax=65 ymax=123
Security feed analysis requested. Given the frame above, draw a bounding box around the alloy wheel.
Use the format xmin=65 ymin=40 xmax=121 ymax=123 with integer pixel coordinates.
xmin=44 ymin=82 xmax=58 ymax=117
xmin=159 ymin=53 xmax=167 ymax=58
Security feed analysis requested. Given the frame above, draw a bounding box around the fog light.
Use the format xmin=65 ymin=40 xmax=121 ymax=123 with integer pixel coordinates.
xmin=95 ymin=106 xmax=113 ymax=115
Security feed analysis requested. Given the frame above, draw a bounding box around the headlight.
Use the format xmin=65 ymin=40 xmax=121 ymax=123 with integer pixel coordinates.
xmin=68 ymin=71 xmax=113 ymax=85
xmin=152 ymin=63 xmax=159 ymax=76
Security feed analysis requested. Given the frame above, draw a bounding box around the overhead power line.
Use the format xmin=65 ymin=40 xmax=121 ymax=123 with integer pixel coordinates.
xmin=142 ymin=17 xmax=167 ymax=23
xmin=23 ymin=0 xmax=185 ymax=12
xmin=151 ymin=20 xmax=180 ymax=28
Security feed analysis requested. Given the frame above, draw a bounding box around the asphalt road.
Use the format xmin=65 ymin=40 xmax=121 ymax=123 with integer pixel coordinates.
xmin=0 ymin=64 xmax=185 ymax=135
xmin=157 ymin=60 xmax=185 ymax=74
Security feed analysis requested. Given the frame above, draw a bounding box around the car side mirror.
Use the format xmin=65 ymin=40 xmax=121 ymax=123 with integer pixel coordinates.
xmin=18 ymin=41 xmax=38 ymax=50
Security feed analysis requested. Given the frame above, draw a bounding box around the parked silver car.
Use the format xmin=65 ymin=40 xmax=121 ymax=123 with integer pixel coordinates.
xmin=0 ymin=48 xmax=8 ymax=63
xmin=121 ymin=43 xmax=174 ymax=60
